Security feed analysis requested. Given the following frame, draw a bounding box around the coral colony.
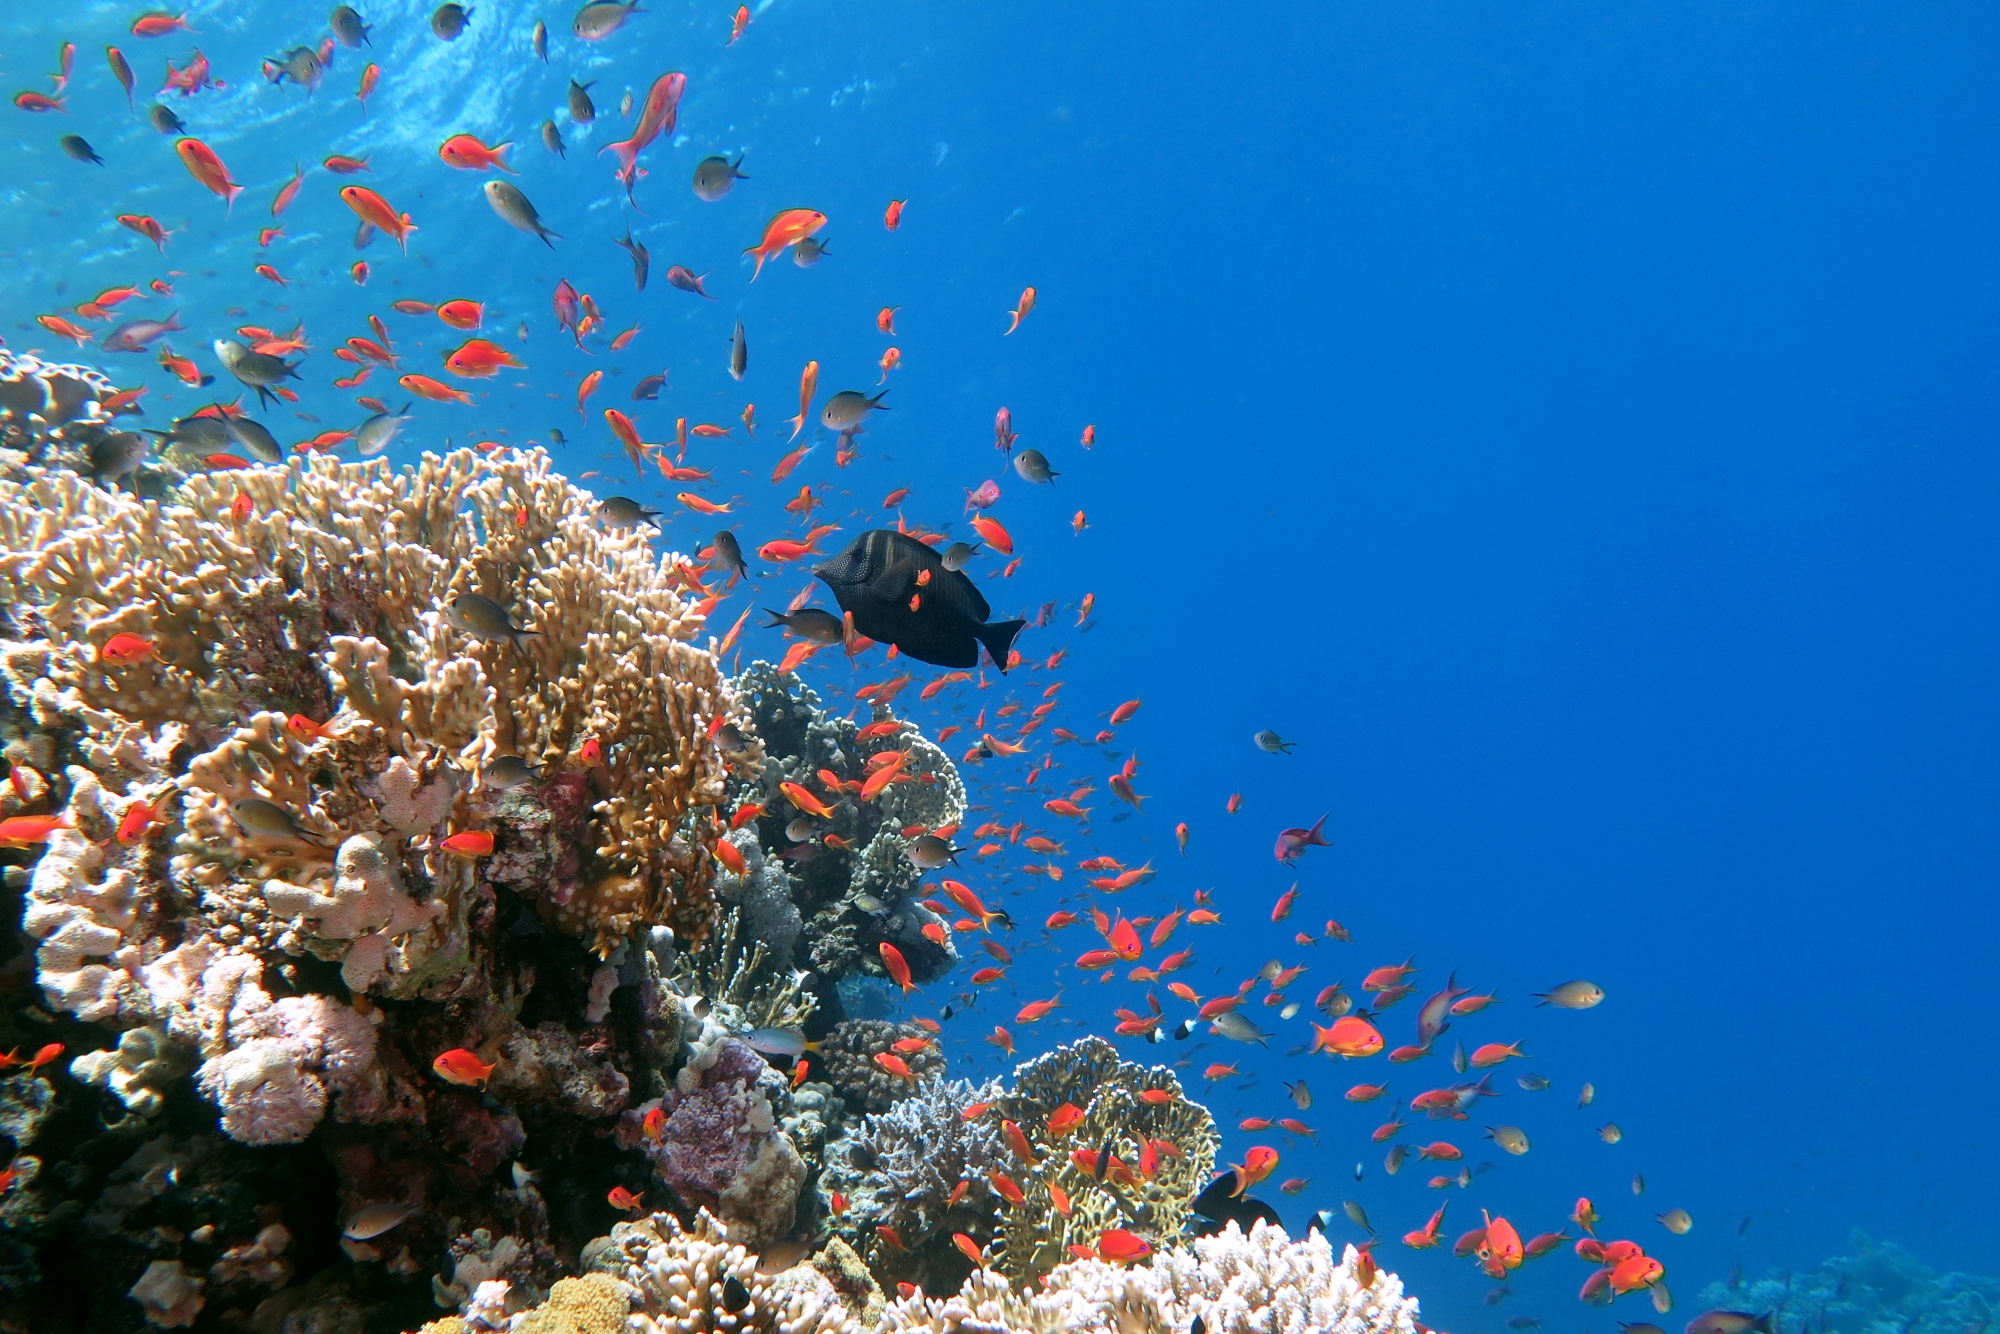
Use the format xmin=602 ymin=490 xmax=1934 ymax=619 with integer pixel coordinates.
xmin=0 ymin=351 xmax=1430 ymax=1333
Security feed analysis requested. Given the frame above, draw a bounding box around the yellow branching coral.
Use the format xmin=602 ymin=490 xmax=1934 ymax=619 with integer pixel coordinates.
xmin=984 ymin=1037 xmax=1219 ymax=1285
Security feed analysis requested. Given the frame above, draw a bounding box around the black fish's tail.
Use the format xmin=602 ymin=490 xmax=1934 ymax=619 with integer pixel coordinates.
xmin=978 ymin=619 xmax=1026 ymax=672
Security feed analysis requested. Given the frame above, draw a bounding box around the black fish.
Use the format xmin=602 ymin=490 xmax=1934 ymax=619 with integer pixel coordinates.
xmin=813 ymin=530 xmax=1024 ymax=670
xmin=721 ymin=1276 xmax=751 ymax=1314
xmin=1190 ymin=1174 xmax=1284 ymax=1236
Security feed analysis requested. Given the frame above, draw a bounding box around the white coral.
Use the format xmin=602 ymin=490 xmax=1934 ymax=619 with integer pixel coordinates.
xmin=20 ymin=769 xmax=147 ymax=1023
xmin=128 ymin=1259 xmax=205 ymax=1328
xmin=261 ymin=833 xmax=446 ymax=991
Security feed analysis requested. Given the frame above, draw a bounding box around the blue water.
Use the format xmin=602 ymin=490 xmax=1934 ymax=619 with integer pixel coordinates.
xmin=5 ymin=0 xmax=1998 ymax=1326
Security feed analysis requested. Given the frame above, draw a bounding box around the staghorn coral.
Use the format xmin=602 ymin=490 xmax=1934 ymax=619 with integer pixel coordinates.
xmin=878 ymin=1224 xmax=1420 ymax=1334
xmin=986 ymin=1037 xmax=1218 ymax=1285
xmin=583 ymin=1209 xmax=864 ymax=1334
xmin=818 ymin=1077 xmax=1006 ymax=1292
xmin=817 ymin=1020 xmax=946 ymax=1115
xmin=674 ymin=899 xmax=817 ymax=1037
xmin=730 ymin=664 xmax=962 ymax=988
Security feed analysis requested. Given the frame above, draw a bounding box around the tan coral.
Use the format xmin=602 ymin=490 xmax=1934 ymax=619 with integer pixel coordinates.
xmin=587 ymin=1210 xmax=862 ymax=1334
xmin=985 ymin=1038 xmax=1218 ymax=1285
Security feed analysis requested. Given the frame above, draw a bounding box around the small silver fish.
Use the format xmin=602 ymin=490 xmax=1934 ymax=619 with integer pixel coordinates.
xmin=756 ymin=1238 xmax=812 ymax=1275
xmin=784 ymin=818 xmax=815 ymax=842
xmin=729 ymin=319 xmax=747 ymax=381
xmin=445 ymin=593 xmax=537 ymax=648
xmin=905 ymin=834 xmax=959 ymax=869
xmin=343 ymin=1202 xmax=417 ymax=1240
xmin=692 ymin=153 xmax=748 ymax=201
xmin=1578 ymin=1080 xmax=1596 ymax=1108
xmin=1253 ymin=728 xmax=1296 ymax=754
xmin=1452 ymin=1040 xmax=1467 ymax=1074
xmin=1343 ymin=1200 xmax=1372 ymax=1233
xmin=511 ymin=1162 xmax=541 ymax=1189
xmin=102 ymin=313 xmax=184 ymax=353
xmin=532 ymin=20 xmax=548 ymax=60
xmin=89 ymin=433 xmax=149 ymax=486
xmin=744 ymin=1028 xmax=815 ymax=1058
xmin=1599 ymin=1122 xmax=1623 ymax=1144
xmin=792 ymin=235 xmax=829 ymax=266
xmin=567 ymin=78 xmax=596 ymax=123
xmin=573 ymin=0 xmax=643 ymax=40
xmin=149 ymin=103 xmax=185 ymax=134
xmin=764 ymin=608 xmax=843 ymax=644
xmin=820 ymin=389 xmax=888 ymax=432
xmin=223 ymin=417 xmax=283 ymax=465
xmin=1384 ymin=1143 xmax=1408 ymax=1175
xmin=1209 ymin=1012 xmax=1269 ymax=1045
xmin=332 ymin=5 xmax=373 ymax=47
xmin=1011 ymin=449 xmax=1058 ymax=484
xmin=851 ymin=893 xmax=889 ymax=917
xmin=710 ymin=530 xmax=746 ymax=579
xmin=715 ymin=723 xmax=748 ymax=752
xmin=1285 ymin=1079 xmax=1311 ymax=1110
xmin=482 ymin=756 xmax=541 ymax=789
xmin=432 ymin=3 xmax=472 ymax=40
xmin=542 ymin=119 xmax=567 ymax=157
xmin=355 ymin=401 xmax=413 ymax=457
xmin=598 ymin=496 xmax=662 ymax=528
xmin=1534 ymin=979 xmax=1606 ymax=1009
xmin=614 ymin=224 xmax=649 ymax=291
xmin=1516 ymin=1072 xmax=1550 ymax=1091
xmin=941 ymin=541 xmax=981 ymax=573
xmin=60 ymin=134 xmax=103 ymax=164
xmin=1485 ymin=1125 xmax=1530 ymax=1156
xmin=485 ymin=180 xmax=561 ymax=246
xmin=230 ymin=798 xmax=316 ymax=842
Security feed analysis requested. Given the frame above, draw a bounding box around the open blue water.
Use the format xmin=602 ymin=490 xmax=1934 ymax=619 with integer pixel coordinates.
xmin=3 ymin=0 xmax=1997 ymax=1327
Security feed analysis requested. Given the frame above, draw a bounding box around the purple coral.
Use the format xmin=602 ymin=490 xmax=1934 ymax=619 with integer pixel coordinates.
xmin=636 ymin=1038 xmax=805 ymax=1245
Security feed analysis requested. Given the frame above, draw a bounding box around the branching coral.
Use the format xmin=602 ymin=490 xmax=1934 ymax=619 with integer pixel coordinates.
xmin=819 ymin=1077 xmax=1006 ymax=1290
xmin=673 ymin=898 xmax=816 ymax=1036
xmin=985 ymin=1037 xmax=1218 ymax=1285
xmin=584 ymin=1209 xmax=863 ymax=1334
xmin=817 ymin=1021 xmax=945 ymax=1115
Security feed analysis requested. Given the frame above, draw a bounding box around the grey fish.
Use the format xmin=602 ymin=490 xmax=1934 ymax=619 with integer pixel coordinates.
xmin=432 ymin=3 xmax=473 ymax=39
xmin=1485 ymin=1125 xmax=1530 ymax=1156
xmin=614 ymin=224 xmax=649 ymax=290
xmin=819 ymin=389 xmax=888 ymax=432
xmin=482 ymin=755 xmax=541 ymax=789
xmin=1343 ymin=1200 xmax=1373 ymax=1233
xmin=665 ymin=265 xmax=713 ymax=299
xmin=597 ymin=495 xmax=662 ymax=528
xmin=148 ymin=103 xmax=185 ymax=134
xmin=714 ymin=722 xmax=748 ymax=751
xmin=1254 ymin=729 xmax=1295 ymax=753
xmin=692 ymin=153 xmax=748 ymax=201
xmin=1209 ymin=1012 xmax=1269 ymax=1045
xmin=90 ymin=433 xmax=149 ymax=486
xmin=940 ymin=542 xmax=980 ymax=573
xmin=212 ymin=339 xmax=302 ymax=408
xmin=815 ymin=529 xmax=1023 ymax=671
xmin=784 ymin=817 xmax=815 ymax=841
xmin=1534 ymin=979 xmax=1606 ymax=1009
xmin=223 ymin=416 xmax=283 ymax=465
xmin=1012 ymin=448 xmax=1057 ymax=484
xmin=342 ymin=1202 xmax=417 ymax=1240
xmin=532 ymin=18 xmax=548 ymax=60
xmin=729 ymin=320 xmax=747 ymax=380
xmin=1516 ymin=1072 xmax=1550 ymax=1091
xmin=721 ymin=1276 xmax=751 ymax=1316
xmin=709 ymin=530 xmax=746 ymax=580
xmin=755 ymin=1239 xmax=813 ymax=1277
xmin=542 ymin=119 xmax=566 ymax=157
xmin=355 ymin=402 xmax=413 ymax=457
xmin=744 ymin=1028 xmax=815 ymax=1058
xmin=230 ymin=797 xmax=318 ymax=842
xmin=567 ymin=78 xmax=596 ymax=123
xmin=631 ymin=373 xmax=666 ymax=401
xmin=484 ymin=180 xmax=559 ymax=246
xmin=1659 ymin=1207 xmax=1691 ymax=1234
xmin=573 ymin=0 xmax=643 ymax=40
xmin=764 ymin=607 xmax=843 ymax=644
xmin=331 ymin=5 xmax=373 ymax=47
xmin=355 ymin=219 xmax=377 ymax=249
xmin=792 ymin=235 xmax=829 ymax=266
xmin=101 ymin=313 xmax=183 ymax=353
xmin=905 ymin=835 xmax=959 ymax=870
xmin=1579 ymin=1080 xmax=1595 ymax=1107
xmin=1599 ymin=1121 xmax=1622 ymax=1143
xmin=1384 ymin=1142 xmax=1408 ymax=1174
xmin=153 ymin=414 xmax=232 ymax=452
xmin=445 ymin=592 xmax=538 ymax=647
xmin=851 ymin=893 xmax=889 ymax=917
xmin=267 ymin=46 xmax=323 ymax=92
xmin=1285 ymin=1079 xmax=1311 ymax=1110
xmin=60 ymin=134 xmax=103 ymax=164
xmin=549 ymin=428 xmax=567 ymax=444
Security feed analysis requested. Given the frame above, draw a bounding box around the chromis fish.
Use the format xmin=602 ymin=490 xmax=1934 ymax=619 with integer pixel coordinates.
xmin=444 ymin=593 xmax=538 ymax=648
xmin=573 ymin=0 xmax=643 ymax=39
xmin=693 ymin=153 xmax=749 ymax=201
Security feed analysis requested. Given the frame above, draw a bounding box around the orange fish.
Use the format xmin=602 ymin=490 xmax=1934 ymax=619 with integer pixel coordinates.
xmin=1004 ymin=285 xmax=1036 ymax=335
xmin=1310 ymin=1015 xmax=1385 ymax=1058
xmin=439 ymin=134 xmax=517 ymax=173
xmin=1095 ymin=1229 xmax=1151 ymax=1263
xmin=1002 ymin=1118 xmax=1036 ymax=1162
xmin=432 ymin=1047 xmax=496 ymax=1087
xmin=642 ymin=1106 xmax=667 ymax=1141
xmin=1469 ymin=1042 xmax=1527 ymax=1068
xmin=786 ymin=359 xmax=819 ymax=442
xmin=951 ymin=1233 xmax=984 ymax=1265
xmin=440 ymin=830 xmax=495 ymax=857
xmin=323 ymin=154 xmax=371 ymax=174
xmin=340 ymin=185 xmax=418 ymax=253
xmin=970 ymin=514 xmax=1013 ymax=555
xmin=1016 ymin=996 xmax=1062 ymax=1023
xmin=131 ymin=11 xmax=193 ymax=36
xmin=254 ymin=264 xmax=287 ymax=286
xmin=1478 ymin=1211 xmax=1525 ymax=1278
xmin=879 ymin=941 xmax=914 ymax=994
xmin=116 ymin=796 xmax=166 ymax=844
xmin=745 ymin=209 xmax=827 ymax=280
xmin=357 ymin=61 xmax=379 ymax=108
xmin=873 ymin=1051 xmax=916 ymax=1081
xmin=176 ymin=138 xmax=242 ymax=209
xmin=877 ymin=305 xmax=900 ymax=335
xmin=1046 ymin=1102 xmax=1086 ymax=1136
xmin=400 ymin=373 xmax=472 ymax=405
xmin=100 ymin=631 xmax=157 ymax=664
xmin=607 ymin=1185 xmax=645 ymax=1213
xmin=884 ymin=199 xmax=906 ymax=230
xmin=729 ymin=5 xmax=751 ymax=42
xmin=0 ymin=815 xmax=66 ymax=847
xmin=878 ymin=346 xmax=901 ymax=383
xmin=1404 ymin=1204 xmax=1449 ymax=1250
xmin=118 ymin=214 xmax=170 ymax=251
xmin=986 ymin=1026 xmax=1013 ymax=1055
xmin=443 ymin=338 xmax=525 ymax=377
xmin=437 ymin=299 xmax=484 ymax=330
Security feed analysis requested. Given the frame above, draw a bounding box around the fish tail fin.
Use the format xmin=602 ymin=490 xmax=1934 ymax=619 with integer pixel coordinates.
xmin=746 ymin=246 xmax=766 ymax=281
xmin=494 ymin=142 xmax=517 ymax=173
xmin=600 ymin=136 xmax=639 ymax=178
xmin=979 ymin=619 xmax=1026 ymax=672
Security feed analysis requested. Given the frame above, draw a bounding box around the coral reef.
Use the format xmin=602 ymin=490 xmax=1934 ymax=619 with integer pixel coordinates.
xmin=1699 ymin=1234 xmax=2000 ymax=1334
xmin=985 ymin=1037 xmax=1219 ymax=1284
xmin=818 ymin=1077 xmax=1006 ymax=1293
xmin=584 ymin=1209 xmax=865 ymax=1334
xmin=816 ymin=1021 xmax=946 ymax=1115
xmin=0 ymin=349 xmax=181 ymax=500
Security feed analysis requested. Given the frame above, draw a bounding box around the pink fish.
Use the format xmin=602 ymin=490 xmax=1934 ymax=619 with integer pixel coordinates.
xmin=1275 ymin=813 xmax=1333 ymax=864
xmin=601 ymin=71 xmax=686 ymax=186
xmin=964 ymin=479 xmax=1001 ymax=512
xmin=553 ymin=279 xmax=581 ymax=338
xmin=994 ymin=406 xmax=1017 ymax=453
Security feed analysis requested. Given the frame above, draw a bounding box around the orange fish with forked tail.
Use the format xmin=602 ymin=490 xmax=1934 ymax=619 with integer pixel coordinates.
xmin=746 ymin=209 xmax=827 ymax=280
xmin=175 ymin=138 xmax=241 ymax=210
xmin=399 ymin=373 xmax=472 ymax=405
xmin=786 ymin=360 xmax=819 ymax=442
xmin=340 ymin=186 xmax=418 ymax=253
